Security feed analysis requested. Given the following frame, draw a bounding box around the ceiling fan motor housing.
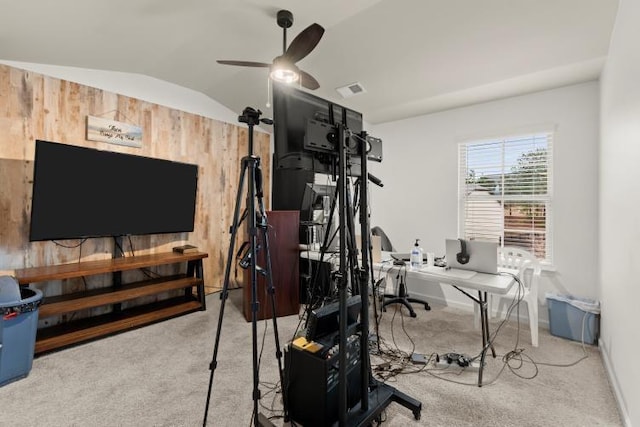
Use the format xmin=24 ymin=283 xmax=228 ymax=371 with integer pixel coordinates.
xmin=277 ymin=10 xmax=294 ymax=29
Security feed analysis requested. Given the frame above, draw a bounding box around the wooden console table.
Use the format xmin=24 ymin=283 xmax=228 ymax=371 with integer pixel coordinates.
xmin=14 ymin=251 xmax=208 ymax=354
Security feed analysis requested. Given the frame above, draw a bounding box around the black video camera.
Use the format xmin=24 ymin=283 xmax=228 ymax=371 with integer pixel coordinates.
xmin=238 ymin=107 xmax=262 ymax=126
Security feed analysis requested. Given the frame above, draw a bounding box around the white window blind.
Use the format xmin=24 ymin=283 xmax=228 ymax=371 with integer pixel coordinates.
xmin=459 ymin=131 xmax=553 ymax=263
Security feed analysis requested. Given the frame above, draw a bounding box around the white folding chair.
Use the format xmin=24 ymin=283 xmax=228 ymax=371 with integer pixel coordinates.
xmin=490 ymin=247 xmax=541 ymax=347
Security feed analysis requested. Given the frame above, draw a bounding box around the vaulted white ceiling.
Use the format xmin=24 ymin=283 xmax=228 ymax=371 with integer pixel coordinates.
xmin=0 ymin=0 xmax=618 ymax=124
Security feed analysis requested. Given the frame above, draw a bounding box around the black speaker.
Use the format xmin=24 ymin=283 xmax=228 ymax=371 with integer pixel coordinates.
xmin=285 ymin=338 xmax=362 ymax=426
xmin=456 ymin=239 xmax=470 ymax=265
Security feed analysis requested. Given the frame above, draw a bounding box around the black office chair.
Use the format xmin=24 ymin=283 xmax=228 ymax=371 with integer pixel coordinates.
xmin=371 ymin=226 xmax=395 ymax=252
xmin=371 ymin=226 xmax=430 ymax=317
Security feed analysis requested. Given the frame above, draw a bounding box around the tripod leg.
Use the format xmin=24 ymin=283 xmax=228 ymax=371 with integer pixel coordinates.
xmin=258 ymin=216 xmax=289 ymax=419
xmin=247 ymin=158 xmax=262 ymax=426
xmin=203 ymin=160 xmax=248 ymax=426
xmin=254 ymin=161 xmax=289 ymax=420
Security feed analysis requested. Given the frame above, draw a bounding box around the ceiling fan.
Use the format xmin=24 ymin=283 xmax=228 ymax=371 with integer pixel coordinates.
xmin=217 ymin=10 xmax=324 ymax=90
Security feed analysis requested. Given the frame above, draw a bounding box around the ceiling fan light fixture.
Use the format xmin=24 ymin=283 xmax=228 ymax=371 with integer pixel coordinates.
xmin=270 ymin=63 xmax=299 ymax=84
xmin=216 ymin=10 xmax=323 ymax=90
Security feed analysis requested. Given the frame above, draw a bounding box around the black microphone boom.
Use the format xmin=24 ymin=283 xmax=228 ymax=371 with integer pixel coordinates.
xmin=367 ymin=173 xmax=384 ymax=187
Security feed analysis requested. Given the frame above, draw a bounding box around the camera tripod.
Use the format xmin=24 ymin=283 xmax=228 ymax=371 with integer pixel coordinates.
xmin=203 ymin=107 xmax=286 ymax=427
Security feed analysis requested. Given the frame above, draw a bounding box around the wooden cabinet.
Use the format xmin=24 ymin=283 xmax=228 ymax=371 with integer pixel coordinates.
xmin=243 ymin=210 xmax=300 ymax=321
xmin=14 ymin=251 xmax=207 ymax=354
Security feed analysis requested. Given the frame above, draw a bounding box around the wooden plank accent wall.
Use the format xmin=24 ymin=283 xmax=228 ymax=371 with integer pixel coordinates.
xmin=0 ymin=64 xmax=271 ymax=300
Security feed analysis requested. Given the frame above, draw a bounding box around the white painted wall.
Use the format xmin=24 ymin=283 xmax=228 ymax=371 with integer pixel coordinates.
xmin=368 ymin=82 xmax=600 ymax=323
xmin=599 ymin=0 xmax=640 ymax=424
xmin=0 ymin=60 xmax=240 ymax=125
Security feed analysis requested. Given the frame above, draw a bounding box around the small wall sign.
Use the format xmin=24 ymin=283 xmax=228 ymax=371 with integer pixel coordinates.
xmin=86 ymin=116 xmax=143 ymax=148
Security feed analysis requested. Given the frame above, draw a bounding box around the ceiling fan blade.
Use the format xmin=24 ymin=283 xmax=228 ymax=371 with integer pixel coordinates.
xmin=299 ymin=69 xmax=320 ymax=90
xmin=216 ymin=60 xmax=271 ymax=68
xmin=283 ymin=23 xmax=325 ymax=63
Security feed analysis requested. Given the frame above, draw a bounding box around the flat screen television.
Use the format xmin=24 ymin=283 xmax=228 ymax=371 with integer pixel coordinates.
xmin=29 ymin=140 xmax=199 ymax=241
xmin=272 ymin=82 xmax=363 ymax=175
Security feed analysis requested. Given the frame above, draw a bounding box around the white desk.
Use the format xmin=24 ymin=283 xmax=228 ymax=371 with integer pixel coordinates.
xmin=300 ymin=248 xmax=519 ymax=386
xmin=375 ymin=260 xmax=517 ymax=295
xmin=301 ymin=248 xmax=516 ymax=294
xmin=375 ymin=254 xmax=518 ymax=386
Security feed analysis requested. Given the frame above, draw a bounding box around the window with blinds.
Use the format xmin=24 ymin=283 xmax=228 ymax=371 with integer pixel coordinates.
xmin=458 ymin=131 xmax=553 ymax=263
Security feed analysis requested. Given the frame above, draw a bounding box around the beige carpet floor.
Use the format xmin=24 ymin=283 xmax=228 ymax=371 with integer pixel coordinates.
xmin=0 ymin=289 xmax=622 ymax=426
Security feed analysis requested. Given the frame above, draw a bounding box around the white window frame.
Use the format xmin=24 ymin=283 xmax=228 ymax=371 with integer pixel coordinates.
xmin=458 ymin=128 xmax=554 ymax=266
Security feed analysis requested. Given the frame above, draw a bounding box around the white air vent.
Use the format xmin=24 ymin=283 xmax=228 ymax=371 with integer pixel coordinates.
xmin=336 ymin=82 xmax=366 ymax=98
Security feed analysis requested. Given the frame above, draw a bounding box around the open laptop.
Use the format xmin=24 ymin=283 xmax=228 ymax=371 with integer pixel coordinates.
xmin=445 ymin=239 xmax=498 ymax=274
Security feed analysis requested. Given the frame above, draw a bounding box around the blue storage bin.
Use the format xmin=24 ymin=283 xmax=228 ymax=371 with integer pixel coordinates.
xmin=546 ymin=293 xmax=600 ymax=345
xmin=0 ymin=276 xmax=43 ymax=387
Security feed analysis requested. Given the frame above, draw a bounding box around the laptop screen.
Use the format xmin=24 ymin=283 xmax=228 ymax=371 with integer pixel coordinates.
xmin=445 ymin=239 xmax=498 ymax=274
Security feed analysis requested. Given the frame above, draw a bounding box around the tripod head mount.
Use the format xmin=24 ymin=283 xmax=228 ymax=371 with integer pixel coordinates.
xmin=238 ymin=107 xmax=273 ymax=126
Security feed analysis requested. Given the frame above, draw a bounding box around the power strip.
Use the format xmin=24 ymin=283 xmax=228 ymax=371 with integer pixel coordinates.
xmin=434 ymin=354 xmax=480 ymax=371
xmin=435 ymin=359 xmax=481 ymax=371
xmin=435 ymin=357 xmax=460 ymax=369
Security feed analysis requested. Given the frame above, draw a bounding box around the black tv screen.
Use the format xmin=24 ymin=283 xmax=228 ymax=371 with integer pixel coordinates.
xmin=305 ymin=295 xmax=361 ymax=342
xmin=29 ymin=140 xmax=199 ymax=241
xmin=272 ymin=82 xmax=363 ymax=174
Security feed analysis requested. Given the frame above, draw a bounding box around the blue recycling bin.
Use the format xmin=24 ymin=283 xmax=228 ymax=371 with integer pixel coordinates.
xmin=0 ymin=276 xmax=43 ymax=387
xmin=546 ymin=292 xmax=600 ymax=345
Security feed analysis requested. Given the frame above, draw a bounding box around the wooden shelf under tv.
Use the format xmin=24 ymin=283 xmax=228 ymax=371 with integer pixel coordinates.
xmin=13 ymin=251 xmax=208 ymax=355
